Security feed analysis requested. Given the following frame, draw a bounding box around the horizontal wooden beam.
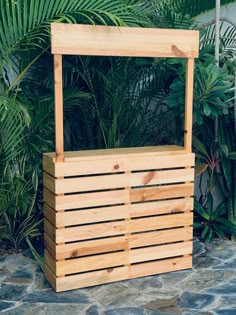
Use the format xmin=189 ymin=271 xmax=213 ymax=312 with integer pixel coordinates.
xmin=51 ymin=23 xmax=199 ymax=58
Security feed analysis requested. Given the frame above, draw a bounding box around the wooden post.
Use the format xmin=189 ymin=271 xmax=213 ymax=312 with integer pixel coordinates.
xmin=54 ymin=54 xmax=64 ymax=162
xmin=184 ymin=58 xmax=194 ymax=153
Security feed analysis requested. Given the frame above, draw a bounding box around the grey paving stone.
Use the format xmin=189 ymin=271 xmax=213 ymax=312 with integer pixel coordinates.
xmin=146 ymin=310 xmax=179 ymax=315
xmin=193 ymin=254 xmax=221 ymax=269
xmin=208 ymin=280 xmax=236 ymax=295
xmin=159 ymin=270 xmax=192 ymax=287
xmin=126 ymin=276 xmax=163 ymax=291
xmin=183 ymin=311 xmax=213 ymax=315
xmin=220 ymin=295 xmax=236 ymax=307
xmin=178 ymin=291 xmax=216 ymax=310
xmin=178 ymin=270 xmax=234 ymax=292
xmin=104 ymin=307 xmax=146 ymax=315
xmin=43 ymin=303 xmax=88 ymax=314
xmin=32 ymin=272 xmax=51 ymax=290
xmin=0 ymin=301 xmax=15 ymax=312
xmin=142 ymin=296 xmax=182 ymax=314
xmin=206 ymin=242 xmax=236 ymax=260
xmin=86 ymin=304 xmax=101 ymax=315
xmin=91 ymin=282 xmax=139 ymax=308
xmin=0 ymin=283 xmax=28 ymax=301
xmin=213 ymin=257 xmax=236 ymax=270
xmin=23 ymin=289 xmax=91 ymax=304
xmin=4 ymin=268 xmax=33 ymax=285
xmin=3 ymin=303 xmax=46 ymax=315
xmin=214 ymin=310 xmax=236 ymax=315
xmin=193 ymin=239 xmax=206 ymax=257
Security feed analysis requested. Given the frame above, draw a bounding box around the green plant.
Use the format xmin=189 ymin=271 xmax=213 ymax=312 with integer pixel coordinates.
xmin=194 ymin=193 xmax=236 ymax=241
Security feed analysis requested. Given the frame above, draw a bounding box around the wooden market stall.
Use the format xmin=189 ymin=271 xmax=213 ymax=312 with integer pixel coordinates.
xmin=43 ymin=23 xmax=199 ymax=292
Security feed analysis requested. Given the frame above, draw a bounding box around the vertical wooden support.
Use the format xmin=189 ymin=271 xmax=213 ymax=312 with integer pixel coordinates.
xmin=184 ymin=58 xmax=194 ymax=153
xmin=54 ymin=54 xmax=64 ymax=162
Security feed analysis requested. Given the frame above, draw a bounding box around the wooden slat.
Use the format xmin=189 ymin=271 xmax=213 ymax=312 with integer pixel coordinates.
xmin=44 ymin=168 xmax=194 ymax=194
xmin=54 ymin=173 xmax=129 ymax=194
xmin=45 ymin=204 xmax=129 ymax=227
xmin=129 ymin=255 xmax=192 ymax=279
xmin=44 ymin=153 xmax=195 ymax=177
xmin=54 ymin=54 xmax=64 ymax=162
xmin=130 ymin=197 xmax=193 ymax=218
xmin=44 ymin=145 xmax=187 ymax=162
xmin=51 ymin=251 xmax=129 ymax=276
xmin=52 ymin=220 xmax=128 ymax=243
xmin=46 ymin=235 xmax=128 ymax=260
xmin=129 ymin=212 xmax=193 ymax=233
xmin=129 ymin=227 xmax=193 ymax=248
xmin=45 ymin=264 xmax=57 ymax=291
xmin=55 ymin=266 xmax=128 ymax=292
xmin=130 ymin=241 xmax=192 ymax=264
xmin=51 ymin=24 xmax=199 ymax=58
xmin=184 ymin=58 xmax=195 ymax=152
xmin=44 ymin=188 xmax=129 ymax=211
xmin=130 ymin=183 xmax=194 ymax=203
xmin=130 ymin=168 xmax=194 ymax=187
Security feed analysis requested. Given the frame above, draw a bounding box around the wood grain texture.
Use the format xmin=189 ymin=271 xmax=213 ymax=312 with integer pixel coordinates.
xmin=51 ymin=23 xmax=199 ymax=58
xmin=55 ymin=266 xmax=128 ymax=292
xmin=130 ymin=197 xmax=193 ymax=218
xmin=184 ymin=58 xmax=194 ymax=152
xmin=54 ymin=251 xmax=129 ymax=276
xmin=130 ymin=241 xmax=192 ymax=264
xmin=46 ymin=235 xmax=128 ymax=260
xmin=44 ymin=168 xmax=194 ymax=194
xmin=130 ymin=183 xmax=194 ymax=203
xmin=129 ymin=212 xmax=193 ymax=233
xmin=46 ymin=204 xmax=129 ymax=227
xmin=54 ymin=54 xmax=64 ymax=162
xmin=129 ymin=255 xmax=192 ymax=279
xmin=43 ymin=152 xmax=195 ymax=177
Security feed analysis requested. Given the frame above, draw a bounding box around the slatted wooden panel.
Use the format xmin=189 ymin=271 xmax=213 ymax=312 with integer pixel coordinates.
xmin=43 ymin=147 xmax=195 ymax=292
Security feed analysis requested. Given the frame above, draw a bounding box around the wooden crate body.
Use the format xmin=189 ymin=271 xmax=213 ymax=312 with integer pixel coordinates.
xmin=43 ymin=23 xmax=199 ymax=291
xmin=43 ymin=146 xmax=194 ymax=292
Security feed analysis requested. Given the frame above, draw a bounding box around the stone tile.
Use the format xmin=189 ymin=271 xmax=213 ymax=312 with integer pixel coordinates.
xmin=206 ymin=241 xmax=236 ymax=260
xmin=32 ymin=272 xmax=51 ymax=290
xmin=193 ymin=239 xmax=206 ymax=257
xmin=193 ymin=255 xmax=221 ymax=269
xmin=178 ymin=292 xmax=216 ymax=310
xmin=0 ymin=301 xmax=15 ymax=312
xmin=104 ymin=307 xmax=146 ymax=315
xmin=178 ymin=270 xmax=234 ymax=292
xmin=3 ymin=303 xmax=46 ymax=315
xmin=0 ymin=283 xmax=28 ymax=301
xmin=160 ymin=270 xmax=192 ymax=287
xmin=23 ymin=289 xmax=91 ymax=304
xmin=183 ymin=311 xmax=213 ymax=315
xmin=44 ymin=303 xmax=88 ymax=314
xmin=142 ymin=296 xmax=182 ymax=314
xmin=126 ymin=276 xmax=162 ymax=291
xmin=145 ymin=288 xmax=180 ymax=300
xmin=213 ymin=257 xmax=236 ymax=270
xmin=214 ymin=310 xmax=236 ymax=315
xmin=220 ymin=295 xmax=236 ymax=307
xmin=91 ymin=282 xmax=139 ymax=308
xmin=86 ymin=304 xmax=101 ymax=315
xmin=146 ymin=310 xmax=179 ymax=315
xmin=207 ymin=279 xmax=236 ymax=295
xmin=4 ymin=268 xmax=33 ymax=285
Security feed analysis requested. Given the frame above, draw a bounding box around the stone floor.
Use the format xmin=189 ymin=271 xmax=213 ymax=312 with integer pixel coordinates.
xmin=0 ymin=239 xmax=236 ymax=314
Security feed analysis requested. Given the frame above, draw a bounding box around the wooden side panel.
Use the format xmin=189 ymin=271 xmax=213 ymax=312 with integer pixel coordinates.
xmin=43 ymin=149 xmax=195 ymax=291
xmin=51 ymin=23 xmax=199 ymax=58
